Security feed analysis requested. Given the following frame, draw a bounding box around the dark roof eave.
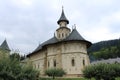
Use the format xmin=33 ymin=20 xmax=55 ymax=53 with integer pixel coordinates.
xmin=56 ymin=27 xmax=71 ymax=31
xmin=63 ymin=39 xmax=92 ymax=48
xmin=27 ymin=39 xmax=92 ymax=57
xmin=27 ymin=41 xmax=59 ymax=57
xmin=57 ymin=20 xmax=69 ymax=24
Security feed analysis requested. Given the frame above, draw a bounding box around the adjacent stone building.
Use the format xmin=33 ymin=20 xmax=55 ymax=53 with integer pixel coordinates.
xmin=91 ymin=58 xmax=120 ymax=64
xmin=27 ymin=9 xmax=92 ymax=77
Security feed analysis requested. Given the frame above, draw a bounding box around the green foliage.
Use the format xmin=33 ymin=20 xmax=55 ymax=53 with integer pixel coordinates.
xmin=10 ymin=52 xmax=21 ymax=61
xmin=88 ymin=39 xmax=120 ymax=60
xmin=0 ymin=51 xmax=39 ymax=80
xmin=45 ymin=68 xmax=66 ymax=79
xmin=10 ymin=52 xmax=26 ymax=61
xmin=92 ymin=46 xmax=120 ymax=60
xmin=83 ymin=63 xmax=120 ymax=80
xmin=17 ymin=66 xmax=39 ymax=80
xmin=88 ymin=39 xmax=120 ymax=53
xmin=39 ymin=77 xmax=120 ymax=80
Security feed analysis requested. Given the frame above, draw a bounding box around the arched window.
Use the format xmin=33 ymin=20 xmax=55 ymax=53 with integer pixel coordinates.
xmin=71 ymin=58 xmax=75 ymax=66
xmin=54 ymin=60 xmax=56 ymax=67
xmin=48 ymin=61 xmax=50 ymax=67
xmin=66 ymin=33 xmax=67 ymax=37
xmin=34 ymin=65 xmax=36 ymax=69
xmin=59 ymin=34 xmax=60 ymax=38
xmin=83 ymin=59 xmax=85 ymax=66
xmin=62 ymin=33 xmax=64 ymax=38
xmin=38 ymin=64 xmax=39 ymax=69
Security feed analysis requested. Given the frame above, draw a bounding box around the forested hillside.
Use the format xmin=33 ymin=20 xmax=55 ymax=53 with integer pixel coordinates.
xmin=88 ymin=39 xmax=120 ymax=61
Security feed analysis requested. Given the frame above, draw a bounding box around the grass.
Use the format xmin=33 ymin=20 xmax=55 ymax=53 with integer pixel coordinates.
xmin=39 ymin=78 xmax=93 ymax=80
xmin=39 ymin=77 xmax=120 ymax=80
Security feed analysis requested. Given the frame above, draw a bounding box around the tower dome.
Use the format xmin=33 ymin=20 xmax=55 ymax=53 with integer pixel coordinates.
xmin=57 ymin=8 xmax=69 ymax=24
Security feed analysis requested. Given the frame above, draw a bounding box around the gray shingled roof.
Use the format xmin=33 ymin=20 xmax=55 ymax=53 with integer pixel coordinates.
xmin=65 ymin=29 xmax=85 ymax=41
xmin=64 ymin=29 xmax=91 ymax=48
xmin=91 ymin=58 xmax=120 ymax=64
xmin=65 ymin=29 xmax=91 ymax=47
xmin=27 ymin=29 xmax=92 ymax=56
xmin=57 ymin=9 xmax=69 ymax=24
xmin=0 ymin=40 xmax=11 ymax=51
xmin=33 ymin=37 xmax=58 ymax=52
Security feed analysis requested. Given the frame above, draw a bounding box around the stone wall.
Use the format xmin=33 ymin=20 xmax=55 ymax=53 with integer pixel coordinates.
xmin=28 ymin=41 xmax=90 ymax=77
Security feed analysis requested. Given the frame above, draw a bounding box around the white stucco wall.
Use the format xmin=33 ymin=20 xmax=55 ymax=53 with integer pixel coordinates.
xmin=28 ymin=41 xmax=90 ymax=76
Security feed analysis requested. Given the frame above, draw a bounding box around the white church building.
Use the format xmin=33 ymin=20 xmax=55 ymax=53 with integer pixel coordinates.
xmin=27 ymin=8 xmax=92 ymax=77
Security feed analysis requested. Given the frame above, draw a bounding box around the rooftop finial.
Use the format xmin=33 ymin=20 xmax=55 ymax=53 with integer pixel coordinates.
xmin=62 ymin=6 xmax=64 ymax=10
xmin=73 ymin=24 xmax=76 ymax=29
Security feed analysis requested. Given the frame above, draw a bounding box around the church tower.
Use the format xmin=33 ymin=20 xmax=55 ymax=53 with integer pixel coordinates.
xmin=0 ymin=39 xmax=11 ymax=57
xmin=56 ymin=8 xmax=71 ymax=40
xmin=0 ymin=39 xmax=11 ymax=52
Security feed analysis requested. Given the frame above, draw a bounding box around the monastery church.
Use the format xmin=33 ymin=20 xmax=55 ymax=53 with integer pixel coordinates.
xmin=27 ymin=8 xmax=92 ymax=77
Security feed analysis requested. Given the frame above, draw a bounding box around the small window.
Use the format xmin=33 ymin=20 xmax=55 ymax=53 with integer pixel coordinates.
xmin=54 ymin=60 xmax=56 ymax=67
xmin=83 ymin=59 xmax=85 ymax=66
xmin=59 ymin=34 xmax=60 ymax=38
xmin=34 ymin=65 xmax=36 ymax=69
xmin=62 ymin=33 xmax=64 ymax=38
xmin=66 ymin=33 xmax=67 ymax=37
xmin=38 ymin=64 xmax=39 ymax=69
xmin=35 ymin=64 xmax=37 ymax=69
xmin=48 ymin=61 xmax=50 ymax=67
xmin=60 ymin=23 xmax=62 ymax=26
xmin=71 ymin=58 xmax=75 ymax=66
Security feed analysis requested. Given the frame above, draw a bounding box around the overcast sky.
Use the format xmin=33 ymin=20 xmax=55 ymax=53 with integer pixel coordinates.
xmin=0 ymin=0 xmax=120 ymax=55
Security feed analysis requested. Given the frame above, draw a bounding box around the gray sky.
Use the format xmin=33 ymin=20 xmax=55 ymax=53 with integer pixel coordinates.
xmin=0 ymin=0 xmax=120 ymax=55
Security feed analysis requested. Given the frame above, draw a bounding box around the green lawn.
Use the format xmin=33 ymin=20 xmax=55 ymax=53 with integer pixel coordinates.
xmin=40 ymin=78 xmax=92 ymax=80
xmin=40 ymin=77 xmax=120 ymax=80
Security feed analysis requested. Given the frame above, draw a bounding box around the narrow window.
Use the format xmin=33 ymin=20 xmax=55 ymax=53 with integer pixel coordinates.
xmin=83 ymin=59 xmax=85 ymax=66
xmin=35 ymin=64 xmax=36 ymax=69
xmin=48 ymin=61 xmax=50 ymax=67
xmin=34 ymin=65 xmax=36 ymax=69
xmin=54 ymin=60 xmax=56 ymax=67
xmin=66 ymin=33 xmax=67 ymax=37
xmin=38 ymin=64 xmax=39 ymax=69
xmin=60 ymin=23 xmax=62 ymax=26
xmin=59 ymin=34 xmax=60 ymax=38
xmin=71 ymin=58 xmax=75 ymax=66
xmin=62 ymin=33 xmax=64 ymax=38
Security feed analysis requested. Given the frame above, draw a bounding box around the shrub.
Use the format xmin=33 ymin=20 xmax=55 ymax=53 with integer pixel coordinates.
xmin=45 ymin=68 xmax=66 ymax=79
xmin=0 ymin=51 xmax=39 ymax=80
xmin=83 ymin=63 xmax=120 ymax=80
